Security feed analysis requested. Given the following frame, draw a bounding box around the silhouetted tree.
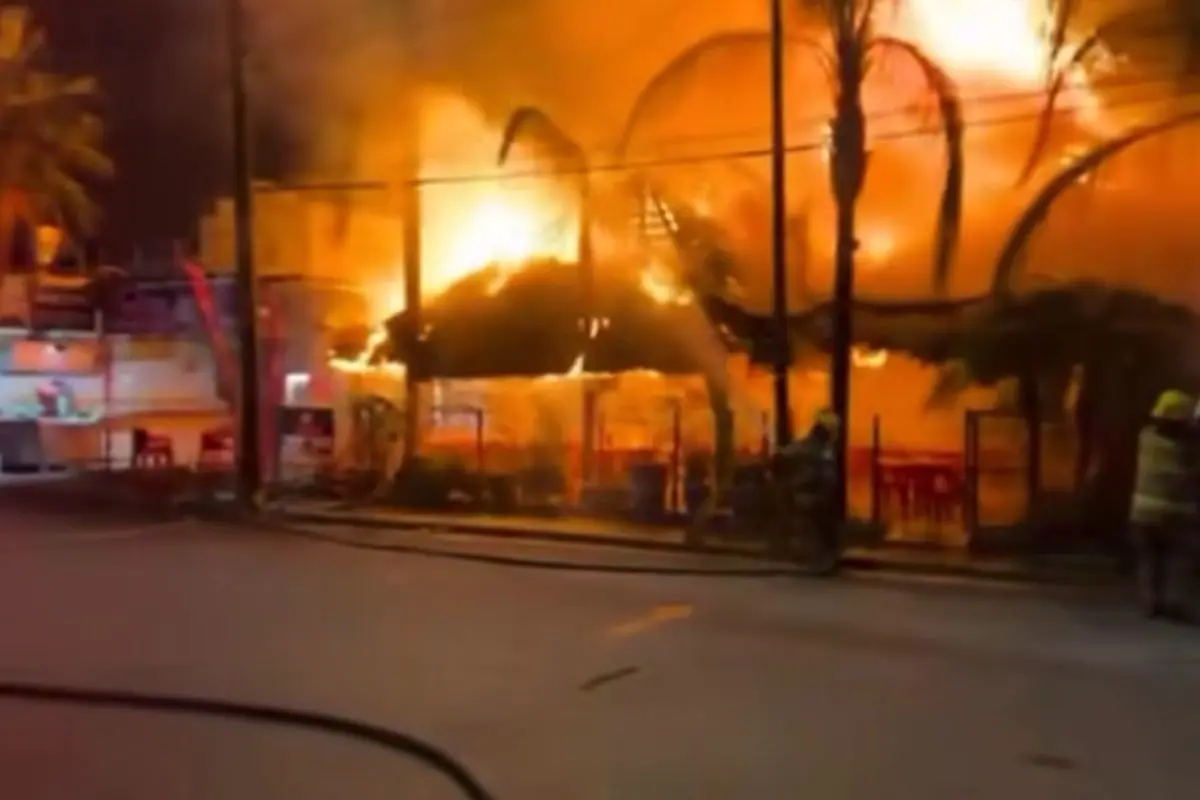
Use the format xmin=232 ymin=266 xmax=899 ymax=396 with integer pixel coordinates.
xmin=0 ymin=8 xmax=113 ymax=290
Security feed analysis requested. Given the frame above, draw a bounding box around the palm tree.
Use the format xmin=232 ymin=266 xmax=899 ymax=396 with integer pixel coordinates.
xmin=987 ymin=107 xmax=1200 ymax=523
xmin=929 ymin=281 xmax=1199 ymax=542
xmin=970 ymin=0 xmax=1200 ymax=505
xmin=616 ymin=3 xmax=964 ymax=288
xmin=0 ymin=9 xmax=113 ymax=296
xmin=1019 ymin=0 xmax=1200 ymax=183
xmin=617 ymin=0 xmax=964 ymax=521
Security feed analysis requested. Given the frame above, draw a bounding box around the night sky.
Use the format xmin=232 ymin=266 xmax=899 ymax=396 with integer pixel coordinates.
xmin=33 ymin=0 xmax=297 ymax=260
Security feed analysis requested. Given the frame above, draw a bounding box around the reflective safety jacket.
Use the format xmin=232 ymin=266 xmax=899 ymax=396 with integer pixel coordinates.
xmin=1131 ymin=419 xmax=1200 ymax=526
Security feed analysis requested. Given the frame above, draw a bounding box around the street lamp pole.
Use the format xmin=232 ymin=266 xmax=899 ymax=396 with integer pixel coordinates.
xmin=225 ymin=0 xmax=262 ymax=508
xmin=769 ymin=0 xmax=791 ymax=446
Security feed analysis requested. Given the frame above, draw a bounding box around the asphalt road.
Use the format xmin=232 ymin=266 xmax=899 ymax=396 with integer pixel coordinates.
xmin=0 ymin=517 xmax=1198 ymax=799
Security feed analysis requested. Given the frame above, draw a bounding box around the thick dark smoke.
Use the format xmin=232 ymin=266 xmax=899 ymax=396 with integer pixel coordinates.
xmin=40 ymin=0 xmax=1200 ymax=297
xmin=239 ymin=0 xmax=781 ymax=171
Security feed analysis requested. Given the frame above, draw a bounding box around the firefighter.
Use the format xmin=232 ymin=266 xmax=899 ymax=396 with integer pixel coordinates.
xmin=1131 ymin=389 xmax=1200 ymax=622
xmin=778 ymin=409 xmax=839 ymax=485
xmin=774 ymin=409 xmax=841 ymax=568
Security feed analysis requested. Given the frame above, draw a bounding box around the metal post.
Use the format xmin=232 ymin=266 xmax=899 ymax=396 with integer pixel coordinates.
xmin=830 ymin=199 xmax=855 ymax=521
xmin=670 ymin=399 xmax=682 ymax=514
xmin=226 ymin=0 xmax=261 ymax=508
xmin=99 ymin=308 xmax=112 ymax=471
xmin=474 ymin=407 xmax=485 ymax=473
xmin=870 ymin=414 xmax=881 ymax=524
xmin=579 ymin=180 xmax=597 ymax=487
xmin=769 ymin=0 xmax=791 ymax=447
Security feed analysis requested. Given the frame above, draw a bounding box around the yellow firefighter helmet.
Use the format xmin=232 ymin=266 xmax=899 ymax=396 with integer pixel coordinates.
xmin=1151 ymin=389 xmax=1197 ymax=421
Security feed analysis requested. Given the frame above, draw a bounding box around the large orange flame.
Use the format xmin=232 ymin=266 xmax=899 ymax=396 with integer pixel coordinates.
xmin=888 ymin=0 xmax=1102 ymax=121
xmin=333 ymin=1 xmax=1107 ymax=377
xmin=892 ymin=0 xmax=1052 ymax=84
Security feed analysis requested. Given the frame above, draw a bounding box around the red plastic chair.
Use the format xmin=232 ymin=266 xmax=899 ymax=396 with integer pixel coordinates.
xmin=131 ymin=428 xmax=174 ymax=468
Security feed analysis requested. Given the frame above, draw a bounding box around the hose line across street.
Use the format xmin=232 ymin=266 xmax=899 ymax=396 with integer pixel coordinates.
xmin=0 ymin=683 xmax=499 ymax=800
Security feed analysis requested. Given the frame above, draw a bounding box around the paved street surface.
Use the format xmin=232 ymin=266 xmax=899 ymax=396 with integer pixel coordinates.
xmin=0 ymin=518 xmax=1198 ymax=799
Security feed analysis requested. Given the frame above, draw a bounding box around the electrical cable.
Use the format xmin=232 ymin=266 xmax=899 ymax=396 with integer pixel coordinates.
xmin=263 ymin=80 xmax=1200 ymax=192
xmin=0 ymin=682 xmax=498 ymax=800
xmin=605 ymin=69 xmax=1189 ymax=156
xmin=281 ymin=68 xmax=1193 ymax=190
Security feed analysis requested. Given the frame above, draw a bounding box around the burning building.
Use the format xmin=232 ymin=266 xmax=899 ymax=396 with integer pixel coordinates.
xmin=196 ymin=0 xmax=1200 ymax=537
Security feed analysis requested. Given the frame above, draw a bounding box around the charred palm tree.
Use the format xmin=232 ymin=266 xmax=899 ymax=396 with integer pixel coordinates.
xmin=1019 ymin=0 xmax=1200 ymax=184
xmin=617 ymin=0 xmax=964 ymax=522
xmin=992 ymin=108 xmax=1200 ymax=518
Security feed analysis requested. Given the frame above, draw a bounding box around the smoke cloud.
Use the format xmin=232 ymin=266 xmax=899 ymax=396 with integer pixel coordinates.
xmin=241 ymin=0 xmax=777 ymax=173
xmin=232 ymin=0 xmax=1200 ymax=305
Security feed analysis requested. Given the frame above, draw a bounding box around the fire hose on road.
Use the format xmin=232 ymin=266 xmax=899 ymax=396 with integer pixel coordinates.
xmin=0 ymin=682 xmax=498 ymax=800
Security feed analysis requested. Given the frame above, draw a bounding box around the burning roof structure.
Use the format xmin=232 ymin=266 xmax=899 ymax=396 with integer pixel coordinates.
xmin=371 ymin=256 xmax=732 ymax=379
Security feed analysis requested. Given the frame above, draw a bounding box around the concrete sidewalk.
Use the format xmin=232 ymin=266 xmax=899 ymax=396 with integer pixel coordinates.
xmin=272 ymin=500 xmax=1127 ymax=587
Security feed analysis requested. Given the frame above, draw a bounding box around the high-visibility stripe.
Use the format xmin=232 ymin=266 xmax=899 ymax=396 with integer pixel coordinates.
xmin=1131 ymin=426 xmax=1200 ymax=524
xmin=1131 ymin=493 xmax=1195 ymax=516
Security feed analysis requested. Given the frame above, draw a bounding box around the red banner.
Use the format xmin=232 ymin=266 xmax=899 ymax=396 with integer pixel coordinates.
xmin=178 ymin=254 xmax=290 ymax=486
xmin=179 ymin=255 xmax=237 ymax=405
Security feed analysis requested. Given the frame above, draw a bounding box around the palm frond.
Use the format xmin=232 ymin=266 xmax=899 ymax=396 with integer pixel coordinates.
xmin=8 ymin=73 xmax=97 ymax=108
xmin=615 ymin=30 xmax=833 ymax=160
xmin=867 ymin=35 xmax=963 ymax=294
xmin=855 ymin=0 xmax=881 ymax=40
xmin=1017 ymin=20 xmax=1124 ymax=184
xmin=497 ymin=106 xmax=585 ymax=171
xmin=54 ymin=116 xmax=114 ymax=179
xmin=925 ymin=359 xmax=973 ymax=410
xmin=994 ymin=109 xmax=1200 ymax=295
xmin=0 ymin=6 xmax=30 ymax=60
xmin=1046 ymin=0 xmax=1081 ymax=80
xmin=1019 ymin=5 xmax=1191 ymax=185
xmin=0 ymin=25 xmax=112 ymax=252
xmin=23 ymin=110 xmax=113 ymax=179
xmin=37 ymin=164 xmax=97 ymax=231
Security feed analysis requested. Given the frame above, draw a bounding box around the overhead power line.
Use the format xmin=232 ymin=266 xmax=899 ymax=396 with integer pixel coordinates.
xmin=256 ymin=82 xmax=1200 ymax=193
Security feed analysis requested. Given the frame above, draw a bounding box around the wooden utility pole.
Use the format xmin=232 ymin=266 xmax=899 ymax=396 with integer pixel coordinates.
xmin=769 ymin=0 xmax=791 ymax=446
xmin=225 ymin=0 xmax=262 ymax=507
xmin=829 ymin=11 xmax=867 ymax=524
xmin=579 ymin=178 xmax=596 ymax=485
xmin=400 ymin=12 xmax=423 ymax=467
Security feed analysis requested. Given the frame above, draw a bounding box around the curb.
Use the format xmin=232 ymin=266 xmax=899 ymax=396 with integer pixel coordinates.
xmin=257 ymin=520 xmax=802 ymax=577
xmin=274 ymin=509 xmax=765 ymax=559
xmin=270 ymin=509 xmax=1125 ymax=589
xmin=838 ymin=552 xmax=1122 ymax=588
